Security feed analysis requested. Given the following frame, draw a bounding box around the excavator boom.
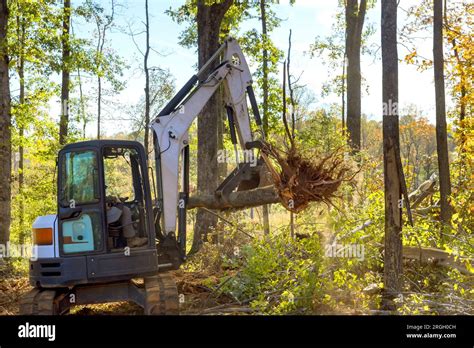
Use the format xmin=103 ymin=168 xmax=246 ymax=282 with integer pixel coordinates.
xmin=151 ymin=37 xmax=264 ymax=245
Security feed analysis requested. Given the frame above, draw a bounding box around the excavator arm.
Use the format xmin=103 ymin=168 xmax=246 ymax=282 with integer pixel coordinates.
xmin=150 ymin=38 xmax=264 ymax=261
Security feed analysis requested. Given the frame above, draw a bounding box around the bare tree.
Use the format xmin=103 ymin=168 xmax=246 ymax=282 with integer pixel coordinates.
xmin=287 ymin=29 xmax=297 ymax=238
xmin=434 ymin=0 xmax=452 ymax=226
xmin=381 ymin=0 xmax=402 ymax=310
xmin=92 ymin=0 xmax=115 ymax=139
xmin=0 ymin=0 xmax=11 ymax=245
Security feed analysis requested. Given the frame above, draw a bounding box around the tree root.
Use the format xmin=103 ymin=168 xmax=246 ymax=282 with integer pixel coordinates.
xmin=260 ymin=142 xmax=354 ymax=212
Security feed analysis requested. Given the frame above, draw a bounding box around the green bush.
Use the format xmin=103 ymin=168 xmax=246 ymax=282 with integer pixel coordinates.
xmin=221 ymin=232 xmax=324 ymax=314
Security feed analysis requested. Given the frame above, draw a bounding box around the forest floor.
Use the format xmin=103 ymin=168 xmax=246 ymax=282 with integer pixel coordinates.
xmin=0 ymin=270 xmax=258 ymax=315
xmin=0 ymin=221 xmax=360 ymax=316
xmin=1 ymin=264 xmax=471 ymax=315
xmin=0 ymin=268 xmax=358 ymax=315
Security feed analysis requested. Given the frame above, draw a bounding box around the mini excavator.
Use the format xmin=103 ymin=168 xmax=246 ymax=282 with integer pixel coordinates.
xmin=20 ymin=37 xmax=267 ymax=315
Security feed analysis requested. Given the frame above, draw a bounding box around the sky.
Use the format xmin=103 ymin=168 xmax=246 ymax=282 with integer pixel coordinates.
xmin=64 ymin=0 xmax=443 ymax=137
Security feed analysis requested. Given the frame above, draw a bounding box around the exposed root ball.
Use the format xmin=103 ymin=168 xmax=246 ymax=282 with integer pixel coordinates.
xmin=261 ymin=143 xmax=351 ymax=212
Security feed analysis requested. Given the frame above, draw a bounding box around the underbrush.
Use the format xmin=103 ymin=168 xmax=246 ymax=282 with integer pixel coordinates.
xmin=184 ymin=218 xmax=325 ymax=314
xmin=221 ymin=232 xmax=324 ymax=314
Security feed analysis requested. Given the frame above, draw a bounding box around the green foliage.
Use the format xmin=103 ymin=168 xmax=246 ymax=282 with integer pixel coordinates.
xmin=7 ymin=0 xmax=127 ymax=248
xmin=397 ymin=266 xmax=473 ymax=315
xmin=221 ymin=233 xmax=324 ymax=314
xmin=10 ymin=114 xmax=58 ymax=245
xmin=298 ymin=107 xmax=347 ymax=153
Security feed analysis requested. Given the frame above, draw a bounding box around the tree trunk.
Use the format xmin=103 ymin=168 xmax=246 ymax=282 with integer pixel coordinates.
xmin=59 ymin=0 xmax=70 ymax=145
xmin=97 ymin=76 xmax=101 ymax=139
xmin=433 ymin=0 xmax=452 ymax=226
xmin=144 ymin=0 xmax=150 ymax=158
xmin=0 ymin=0 xmax=11 ymax=245
xmin=341 ymin=52 xmax=346 ymax=134
xmin=17 ymin=15 xmax=25 ymax=244
xmin=381 ymin=0 xmax=403 ymax=310
xmin=191 ymin=0 xmax=233 ymax=254
xmin=260 ymin=0 xmax=270 ymax=235
xmin=345 ymin=0 xmax=366 ymax=152
xmin=260 ymin=0 xmax=269 ymax=135
xmin=77 ymin=67 xmax=86 ymax=138
xmin=188 ymin=186 xmax=279 ymax=210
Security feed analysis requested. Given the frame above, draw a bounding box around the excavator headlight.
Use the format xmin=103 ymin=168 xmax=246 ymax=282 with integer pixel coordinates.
xmin=33 ymin=227 xmax=53 ymax=245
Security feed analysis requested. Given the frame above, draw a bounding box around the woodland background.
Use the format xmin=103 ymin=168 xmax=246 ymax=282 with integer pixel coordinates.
xmin=0 ymin=0 xmax=472 ymax=315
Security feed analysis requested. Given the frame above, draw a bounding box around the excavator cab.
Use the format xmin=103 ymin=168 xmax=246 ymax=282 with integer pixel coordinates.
xmin=30 ymin=140 xmax=160 ymax=288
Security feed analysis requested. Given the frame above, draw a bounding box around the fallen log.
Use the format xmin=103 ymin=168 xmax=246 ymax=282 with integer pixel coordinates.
xmin=333 ymin=220 xmax=472 ymax=275
xmin=187 ymin=138 xmax=354 ymax=212
xmin=187 ymin=186 xmax=280 ymax=210
xmin=403 ymin=245 xmax=472 ymax=275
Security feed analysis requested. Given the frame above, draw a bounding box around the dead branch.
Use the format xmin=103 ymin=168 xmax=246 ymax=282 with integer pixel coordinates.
xmin=409 ymin=174 xmax=437 ymax=209
xmin=281 ymin=60 xmax=293 ymax=146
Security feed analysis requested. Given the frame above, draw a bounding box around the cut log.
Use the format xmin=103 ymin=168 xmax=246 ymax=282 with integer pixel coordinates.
xmin=187 ymin=186 xmax=280 ymax=210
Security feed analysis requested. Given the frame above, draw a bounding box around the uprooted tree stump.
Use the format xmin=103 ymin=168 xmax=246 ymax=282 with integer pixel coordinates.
xmin=259 ymin=142 xmax=353 ymax=212
xmin=188 ymin=142 xmax=354 ymax=213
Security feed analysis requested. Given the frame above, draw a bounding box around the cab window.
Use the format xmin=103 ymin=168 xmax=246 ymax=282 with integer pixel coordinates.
xmin=59 ymin=150 xmax=102 ymax=253
xmin=60 ymin=150 xmax=99 ymax=207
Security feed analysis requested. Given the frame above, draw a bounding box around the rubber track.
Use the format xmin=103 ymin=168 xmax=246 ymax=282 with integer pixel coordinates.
xmin=19 ymin=288 xmax=57 ymax=315
xmin=144 ymin=273 xmax=179 ymax=315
